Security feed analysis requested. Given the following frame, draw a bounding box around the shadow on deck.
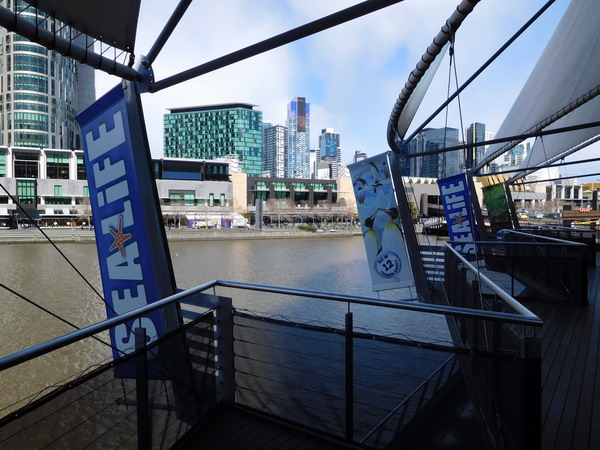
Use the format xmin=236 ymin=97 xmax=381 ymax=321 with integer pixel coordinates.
xmin=175 ymin=403 xmax=359 ymax=450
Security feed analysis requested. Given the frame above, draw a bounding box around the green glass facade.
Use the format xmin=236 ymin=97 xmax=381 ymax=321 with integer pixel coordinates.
xmin=163 ymin=103 xmax=263 ymax=176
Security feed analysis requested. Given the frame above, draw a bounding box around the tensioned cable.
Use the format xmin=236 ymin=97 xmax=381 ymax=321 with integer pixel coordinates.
xmin=0 ymin=282 xmax=112 ymax=350
xmin=0 ymin=182 xmax=181 ymax=381
xmin=397 ymin=0 xmax=557 ymax=148
xmin=0 ymin=182 xmax=107 ymax=306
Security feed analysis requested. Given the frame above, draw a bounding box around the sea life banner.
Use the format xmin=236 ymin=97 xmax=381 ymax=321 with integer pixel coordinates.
xmin=77 ymin=84 xmax=176 ymax=377
xmin=349 ymin=153 xmax=413 ymax=292
xmin=438 ymin=173 xmax=480 ymax=258
xmin=482 ymin=183 xmax=513 ymax=233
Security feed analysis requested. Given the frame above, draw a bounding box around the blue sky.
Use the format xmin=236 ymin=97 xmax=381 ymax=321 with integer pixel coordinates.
xmin=96 ymin=0 xmax=575 ymax=170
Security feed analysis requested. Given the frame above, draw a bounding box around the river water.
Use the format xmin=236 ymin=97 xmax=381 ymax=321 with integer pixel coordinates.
xmin=0 ymin=236 xmax=449 ymax=415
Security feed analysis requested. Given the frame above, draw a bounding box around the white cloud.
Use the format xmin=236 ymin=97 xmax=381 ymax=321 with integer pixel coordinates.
xmin=95 ymin=0 xmax=571 ymax=164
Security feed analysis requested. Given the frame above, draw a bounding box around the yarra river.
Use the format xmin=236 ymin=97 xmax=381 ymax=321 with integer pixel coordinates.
xmin=0 ymin=235 xmax=450 ymax=414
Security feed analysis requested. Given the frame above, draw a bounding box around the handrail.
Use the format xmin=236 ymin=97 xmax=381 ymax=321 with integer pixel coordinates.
xmin=0 ymin=280 xmax=220 ymax=373
xmin=503 ymin=229 xmax=589 ymax=245
xmin=0 ymin=278 xmax=542 ymax=374
xmin=447 ymin=239 xmax=586 ymax=247
xmin=213 ymin=280 xmax=542 ymax=324
xmin=444 ymin=242 xmax=539 ymax=319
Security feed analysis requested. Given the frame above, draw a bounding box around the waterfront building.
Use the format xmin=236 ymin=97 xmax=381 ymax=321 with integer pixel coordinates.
xmin=0 ymin=148 xmax=236 ymax=228
xmin=263 ymin=124 xmax=287 ymax=178
xmin=163 ymin=103 xmax=263 ymax=176
xmin=286 ymin=97 xmax=310 ymax=178
xmin=0 ymin=0 xmax=95 ymax=149
xmin=404 ymin=127 xmax=461 ymax=179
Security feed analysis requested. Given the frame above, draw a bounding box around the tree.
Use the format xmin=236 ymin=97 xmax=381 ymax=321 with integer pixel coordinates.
xmin=408 ymin=201 xmax=419 ymax=221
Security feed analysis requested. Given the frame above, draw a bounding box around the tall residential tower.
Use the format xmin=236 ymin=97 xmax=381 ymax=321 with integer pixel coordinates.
xmin=286 ymin=97 xmax=310 ymax=178
xmin=263 ymin=124 xmax=287 ymax=178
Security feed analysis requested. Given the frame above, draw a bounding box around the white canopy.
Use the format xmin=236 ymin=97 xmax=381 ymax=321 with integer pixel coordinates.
xmin=23 ymin=0 xmax=141 ymax=52
xmin=478 ymin=0 xmax=600 ymax=171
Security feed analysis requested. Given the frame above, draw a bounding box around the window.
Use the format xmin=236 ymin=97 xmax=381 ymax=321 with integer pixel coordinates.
xmin=83 ymin=186 xmax=89 ymax=197
xmin=220 ymin=193 xmax=225 ymax=206
xmin=17 ymin=179 xmax=36 ymax=204
xmin=209 ymin=193 xmax=214 ymax=207
xmin=13 ymin=152 xmax=38 ymax=178
xmin=0 ymin=152 xmax=5 ymax=176
xmin=54 ymin=185 xmax=62 ymax=196
xmin=184 ymin=192 xmax=195 ymax=206
xmin=46 ymin=153 xmax=69 ymax=179
xmin=76 ymin=155 xmax=86 ymax=180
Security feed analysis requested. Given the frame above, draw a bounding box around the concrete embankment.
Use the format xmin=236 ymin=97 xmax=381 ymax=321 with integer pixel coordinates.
xmin=0 ymin=228 xmax=362 ymax=244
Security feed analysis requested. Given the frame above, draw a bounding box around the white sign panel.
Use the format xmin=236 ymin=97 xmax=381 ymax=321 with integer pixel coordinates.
xmin=349 ymin=153 xmax=414 ymax=292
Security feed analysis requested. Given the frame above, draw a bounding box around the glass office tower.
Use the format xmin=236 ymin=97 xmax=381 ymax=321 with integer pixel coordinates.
xmin=163 ymin=103 xmax=263 ymax=176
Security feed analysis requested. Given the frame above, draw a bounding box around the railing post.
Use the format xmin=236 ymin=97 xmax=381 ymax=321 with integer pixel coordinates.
xmin=216 ymin=296 xmax=235 ymax=403
xmin=345 ymin=312 xmax=354 ymax=443
xmin=135 ymin=328 xmax=150 ymax=450
xmin=522 ymin=336 xmax=542 ymax=450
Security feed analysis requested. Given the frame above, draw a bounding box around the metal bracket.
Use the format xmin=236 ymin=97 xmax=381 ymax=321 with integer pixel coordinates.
xmin=133 ymin=54 xmax=154 ymax=93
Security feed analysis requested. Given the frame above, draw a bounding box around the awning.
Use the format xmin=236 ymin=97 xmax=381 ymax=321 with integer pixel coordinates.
xmin=478 ymin=0 xmax=600 ymax=170
xmin=23 ymin=0 xmax=141 ymax=52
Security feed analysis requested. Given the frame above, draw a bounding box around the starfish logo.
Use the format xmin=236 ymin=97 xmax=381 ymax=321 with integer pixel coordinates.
xmin=109 ymin=216 xmax=132 ymax=257
xmin=454 ymin=215 xmax=465 ymax=224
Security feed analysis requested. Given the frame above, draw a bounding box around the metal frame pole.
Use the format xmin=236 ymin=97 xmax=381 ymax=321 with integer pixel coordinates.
xmin=388 ymin=151 xmax=432 ymax=302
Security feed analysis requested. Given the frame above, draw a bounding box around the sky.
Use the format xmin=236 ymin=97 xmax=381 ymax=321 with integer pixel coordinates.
xmin=95 ymin=0 xmax=581 ymax=173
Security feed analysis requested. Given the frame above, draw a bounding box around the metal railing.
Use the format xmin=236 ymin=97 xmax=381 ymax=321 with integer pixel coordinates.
xmin=0 ymin=278 xmax=542 ymax=449
xmin=443 ymin=243 xmax=543 ymax=450
xmin=486 ymin=230 xmax=589 ymax=303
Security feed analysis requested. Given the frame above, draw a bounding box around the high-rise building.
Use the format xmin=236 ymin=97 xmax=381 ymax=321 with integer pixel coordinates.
xmin=404 ymin=127 xmax=460 ymax=179
xmin=163 ymin=103 xmax=263 ymax=176
xmin=318 ymin=128 xmax=341 ymax=178
xmin=0 ymin=0 xmax=95 ymax=149
xmin=263 ymin=124 xmax=287 ymax=178
xmin=318 ymin=128 xmax=340 ymax=159
xmin=503 ymin=143 xmax=529 ymax=168
xmin=465 ymin=122 xmax=486 ymax=170
xmin=353 ymin=150 xmax=367 ymax=163
xmin=286 ymin=97 xmax=310 ymax=178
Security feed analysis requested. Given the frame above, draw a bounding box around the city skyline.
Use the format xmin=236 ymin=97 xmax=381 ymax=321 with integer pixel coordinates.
xmin=94 ymin=0 xmax=587 ymax=174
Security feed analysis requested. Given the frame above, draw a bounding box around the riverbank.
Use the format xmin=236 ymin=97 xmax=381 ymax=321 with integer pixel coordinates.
xmin=0 ymin=227 xmax=362 ymax=244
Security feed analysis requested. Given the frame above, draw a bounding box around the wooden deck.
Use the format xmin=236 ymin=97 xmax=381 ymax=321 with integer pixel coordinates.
xmin=175 ymin=404 xmax=358 ymax=450
xmin=523 ymin=252 xmax=600 ymax=450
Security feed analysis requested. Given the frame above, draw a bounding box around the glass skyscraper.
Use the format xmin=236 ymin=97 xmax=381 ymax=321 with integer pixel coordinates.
xmin=163 ymin=103 xmax=263 ymax=176
xmin=0 ymin=0 xmax=95 ymax=149
xmin=404 ymin=127 xmax=460 ymax=179
xmin=465 ymin=122 xmax=486 ymax=170
xmin=286 ymin=97 xmax=310 ymax=178
xmin=263 ymin=124 xmax=287 ymax=178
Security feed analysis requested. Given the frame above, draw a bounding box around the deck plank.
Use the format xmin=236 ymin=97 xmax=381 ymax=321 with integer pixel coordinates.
xmin=523 ymin=251 xmax=600 ymax=450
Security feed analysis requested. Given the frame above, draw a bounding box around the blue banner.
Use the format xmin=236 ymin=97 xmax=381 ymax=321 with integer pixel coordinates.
xmin=438 ymin=173 xmax=480 ymax=258
xmin=77 ymin=85 xmax=176 ymax=374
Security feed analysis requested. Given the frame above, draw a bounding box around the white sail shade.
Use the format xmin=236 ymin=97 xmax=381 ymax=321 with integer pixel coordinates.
xmin=480 ymin=0 xmax=600 ymax=169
